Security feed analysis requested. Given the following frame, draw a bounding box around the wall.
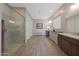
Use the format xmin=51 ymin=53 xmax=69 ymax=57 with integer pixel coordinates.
xmin=66 ymin=14 xmax=79 ymax=32
xmin=25 ymin=9 xmax=33 ymax=42
xmin=66 ymin=16 xmax=75 ymax=32
xmin=0 ymin=3 xmax=1 ymax=55
xmin=33 ymin=19 xmax=48 ymax=35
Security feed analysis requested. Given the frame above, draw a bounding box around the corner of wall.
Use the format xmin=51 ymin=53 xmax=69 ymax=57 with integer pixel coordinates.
xmin=0 ymin=3 xmax=2 ymax=56
xmin=25 ymin=9 xmax=33 ymax=43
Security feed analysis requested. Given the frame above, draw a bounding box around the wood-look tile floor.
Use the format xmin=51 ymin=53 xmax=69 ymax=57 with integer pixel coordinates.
xmin=15 ymin=35 xmax=66 ymax=56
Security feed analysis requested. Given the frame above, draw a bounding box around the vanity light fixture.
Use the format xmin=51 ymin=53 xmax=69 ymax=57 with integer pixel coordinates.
xmin=9 ymin=20 xmax=15 ymax=24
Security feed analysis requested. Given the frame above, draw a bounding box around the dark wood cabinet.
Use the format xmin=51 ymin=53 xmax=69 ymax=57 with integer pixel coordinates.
xmin=61 ymin=38 xmax=71 ymax=55
xmin=58 ymin=35 xmax=62 ymax=48
xmin=71 ymin=44 xmax=79 ymax=56
xmin=58 ymin=34 xmax=79 ymax=56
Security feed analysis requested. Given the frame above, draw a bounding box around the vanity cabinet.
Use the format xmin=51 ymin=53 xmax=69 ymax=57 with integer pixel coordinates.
xmin=61 ymin=36 xmax=71 ymax=55
xmin=71 ymin=43 xmax=79 ymax=56
xmin=58 ymin=34 xmax=79 ymax=56
xmin=58 ymin=35 xmax=62 ymax=48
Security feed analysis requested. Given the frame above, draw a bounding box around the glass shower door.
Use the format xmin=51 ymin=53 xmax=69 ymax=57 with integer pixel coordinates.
xmin=2 ymin=11 xmax=25 ymax=56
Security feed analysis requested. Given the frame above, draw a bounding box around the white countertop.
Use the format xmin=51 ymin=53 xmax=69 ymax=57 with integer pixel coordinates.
xmin=58 ymin=33 xmax=79 ymax=40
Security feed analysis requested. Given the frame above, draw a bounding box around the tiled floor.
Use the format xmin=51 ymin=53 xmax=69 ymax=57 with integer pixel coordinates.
xmin=15 ymin=35 xmax=66 ymax=56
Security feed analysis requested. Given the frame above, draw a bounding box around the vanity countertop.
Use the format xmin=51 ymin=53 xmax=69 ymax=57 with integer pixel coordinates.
xmin=58 ymin=33 xmax=79 ymax=40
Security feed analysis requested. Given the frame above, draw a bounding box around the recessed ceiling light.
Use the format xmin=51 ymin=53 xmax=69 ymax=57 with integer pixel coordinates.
xmin=71 ymin=3 xmax=79 ymax=9
xmin=49 ymin=10 xmax=53 ymax=13
xmin=48 ymin=20 xmax=52 ymax=24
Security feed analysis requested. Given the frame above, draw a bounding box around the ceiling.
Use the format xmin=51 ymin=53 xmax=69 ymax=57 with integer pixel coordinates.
xmin=8 ymin=3 xmax=63 ymax=19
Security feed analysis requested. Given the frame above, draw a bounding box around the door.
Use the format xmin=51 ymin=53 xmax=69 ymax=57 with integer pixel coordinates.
xmin=2 ymin=15 xmax=25 ymax=56
xmin=1 ymin=20 xmax=5 ymax=55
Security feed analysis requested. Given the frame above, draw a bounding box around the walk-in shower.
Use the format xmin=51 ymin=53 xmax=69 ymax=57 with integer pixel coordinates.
xmin=1 ymin=4 xmax=25 ymax=55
